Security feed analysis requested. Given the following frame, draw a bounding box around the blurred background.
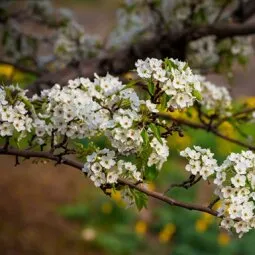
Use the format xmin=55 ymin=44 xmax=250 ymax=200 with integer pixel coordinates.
xmin=1 ymin=0 xmax=255 ymax=254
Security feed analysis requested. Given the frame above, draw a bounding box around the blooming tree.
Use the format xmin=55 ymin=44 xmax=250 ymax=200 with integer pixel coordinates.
xmin=1 ymin=0 xmax=255 ymax=238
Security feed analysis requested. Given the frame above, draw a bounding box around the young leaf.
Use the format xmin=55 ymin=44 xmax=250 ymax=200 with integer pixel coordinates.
xmin=149 ymin=123 xmax=162 ymax=144
xmin=133 ymin=190 xmax=148 ymax=211
xmin=192 ymin=90 xmax=202 ymax=101
xmin=147 ymin=79 xmax=155 ymax=95
xmin=144 ymin=165 xmax=158 ymax=181
xmin=141 ymin=129 xmax=149 ymax=146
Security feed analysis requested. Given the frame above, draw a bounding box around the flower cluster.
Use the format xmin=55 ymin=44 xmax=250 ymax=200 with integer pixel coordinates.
xmin=172 ymin=0 xmax=220 ymax=24
xmin=188 ymin=35 xmax=254 ymax=73
xmin=187 ymin=36 xmax=219 ymax=70
xmin=27 ymin=0 xmax=53 ymax=20
xmin=135 ymin=58 xmax=201 ymax=109
xmin=31 ymin=72 xmax=143 ymax=147
xmin=27 ymin=0 xmax=73 ymax=26
xmin=216 ymin=151 xmax=255 ymax=237
xmin=148 ymin=137 xmax=169 ymax=169
xmin=225 ymin=36 xmax=253 ymax=60
xmin=180 ymin=146 xmax=218 ymax=180
xmin=181 ymin=147 xmax=255 ymax=237
xmin=82 ymin=148 xmax=145 ymax=208
xmin=0 ymin=86 xmax=33 ymax=137
xmin=0 ymin=57 xmax=184 ymax=156
xmin=106 ymin=128 xmax=143 ymax=155
xmin=54 ymin=21 xmax=101 ymax=67
xmin=108 ymin=0 xmax=234 ymax=49
xmin=0 ymin=0 xmax=101 ymax=71
xmin=1 ymin=20 xmax=37 ymax=60
xmin=107 ymin=1 xmax=151 ymax=49
xmin=82 ymin=149 xmax=141 ymax=192
xmin=2 ymin=58 xmax=205 ymax=204
xmin=32 ymin=78 xmax=104 ymax=143
xmin=197 ymin=75 xmax=232 ymax=115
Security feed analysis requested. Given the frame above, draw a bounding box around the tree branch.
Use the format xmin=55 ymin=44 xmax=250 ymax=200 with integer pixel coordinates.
xmin=27 ymin=22 xmax=255 ymax=95
xmin=189 ymin=22 xmax=255 ymax=40
xmin=164 ymin=175 xmax=202 ymax=194
xmin=214 ymin=106 xmax=255 ymax=128
xmin=0 ymin=146 xmax=218 ymax=217
xmin=232 ymin=0 xmax=255 ymax=22
xmin=158 ymin=112 xmax=255 ymax=151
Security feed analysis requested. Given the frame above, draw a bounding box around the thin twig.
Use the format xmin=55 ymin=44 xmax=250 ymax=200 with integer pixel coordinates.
xmin=214 ymin=107 xmax=255 ymax=128
xmin=213 ymin=0 xmax=230 ymax=23
xmin=208 ymin=197 xmax=220 ymax=209
xmin=158 ymin=112 xmax=255 ymax=151
xmin=164 ymin=175 xmax=202 ymax=194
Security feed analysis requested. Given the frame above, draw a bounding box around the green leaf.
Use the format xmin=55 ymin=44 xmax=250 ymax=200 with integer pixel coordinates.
xmin=164 ymin=58 xmax=178 ymax=70
xmin=147 ymin=79 xmax=155 ymax=95
xmin=183 ymin=63 xmax=189 ymax=71
xmin=141 ymin=129 xmax=149 ymax=146
xmin=137 ymin=143 xmax=152 ymax=170
xmin=9 ymin=130 xmax=30 ymax=149
xmin=133 ymin=190 xmax=148 ymax=211
xmin=185 ymin=108 xmax=193 ymax=118
xmin=192 ymin=89 xmax=202 ymax=101
xmin=18 ymin=95 xmax=36 ymax=115
xmin=160 ymin=94 xmax=173 ymax=110
xmin=122 ymin=79 xmax=140 ymax=90
xmin=149 ymin=123 xmax=162 ymax=144
xmin=74 ymin=141 xmax=98 ymax=161
xmin=144 ymin=165 xmax=158 ymax=181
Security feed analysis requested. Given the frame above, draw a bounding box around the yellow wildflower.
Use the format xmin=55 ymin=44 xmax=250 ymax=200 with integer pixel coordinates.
xmin=111 ymin=190 xmax=125 ymax=207
xmin=101 ymin=202 xmax=112 ymax=214
xmin=195 ymin=219 xmax=208 ymax=233
xmin=158 ymin=223 xmax=176 ymax=243
xmin=135 ymin=220 xmax=147 ymax=236
xmin=0 ymin=64 xmax=14 ymax=77
xmin=201 ymin=212 xmax=214 ymax=224
xmin=111 ymin=190 xmax=121 ymax=201
xmin=218 ymin=232 xmax=230 ymax=246
xmin=245 ymin=97 xmax=255 ymax=108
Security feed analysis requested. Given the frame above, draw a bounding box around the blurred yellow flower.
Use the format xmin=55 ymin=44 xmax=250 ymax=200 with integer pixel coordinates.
xmin=245 ymin=97 xmax=255 ymax=107
xmin=195 ymin=219 xmax=208 ymax=233
xmin=111 ymin=190 xmax=121 ymax=202
xmin=0 ymin=64 xmax=31 ymax=83
xmin=111 ymin=190 xmax=125 ymax=207
xmin=201 ymin=212 xmax=214 ymax=224
xmin=101 ymin=202 xmax=112 ymax=214
xmin=135 ymin=220 xmax=147 ymax=236
xmin=218 ymin=232 xmax=230 ymax=246
xmin=0 ymin=64 xmax=14 ymax=77
xmin=158 ymin=223 xmax=176 ymax=243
